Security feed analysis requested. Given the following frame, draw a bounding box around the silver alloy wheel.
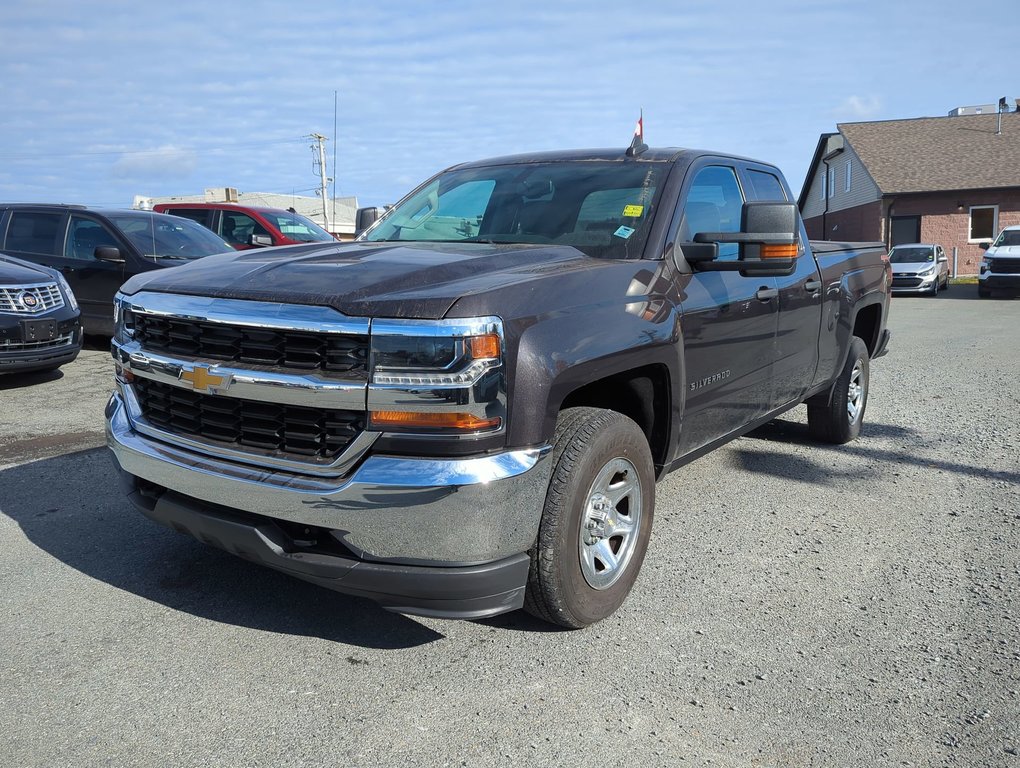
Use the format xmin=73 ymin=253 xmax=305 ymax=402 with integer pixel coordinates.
xmin=847 ymin=359 xmax=865 ymax=424
xmin=578 ymin=457 xmax=643 ymax=590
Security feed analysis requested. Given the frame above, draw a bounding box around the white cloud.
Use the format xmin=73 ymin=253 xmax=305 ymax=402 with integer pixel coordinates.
xmin=832 ymin=95 xmax=883 ymax=120
xmin=110 ymin=146 xmax=197 ymax=181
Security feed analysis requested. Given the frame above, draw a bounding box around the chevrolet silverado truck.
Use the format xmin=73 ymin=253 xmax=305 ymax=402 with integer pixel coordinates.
xmin=106 ymin=146 xmax=891 ymax=628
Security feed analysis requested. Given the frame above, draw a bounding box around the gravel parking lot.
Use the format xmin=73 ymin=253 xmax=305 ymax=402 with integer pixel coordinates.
xmin=2 ymin=293 xmax=1018 ymax=768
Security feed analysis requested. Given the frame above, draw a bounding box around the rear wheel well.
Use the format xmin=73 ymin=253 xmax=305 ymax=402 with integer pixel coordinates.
xmin=559 ymin=365 xmax=670 ymax=472
xmin=852 ymin=303 xmax=881 ymax=357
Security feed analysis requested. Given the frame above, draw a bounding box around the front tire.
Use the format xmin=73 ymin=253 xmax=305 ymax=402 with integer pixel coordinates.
xmin=525 ymin=407 xmax=655 ymax=629
xmin=807 ymin=336 xmax=870 ymax=444
xmin=978 ymin=284 xmax=991 ymax=298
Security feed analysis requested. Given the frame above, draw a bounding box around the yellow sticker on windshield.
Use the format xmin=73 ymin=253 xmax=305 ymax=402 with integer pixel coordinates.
xmin=623 ymin=204 xmax=644 ymax=217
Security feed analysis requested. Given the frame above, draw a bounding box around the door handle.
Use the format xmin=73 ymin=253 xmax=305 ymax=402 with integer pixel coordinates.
xmin=755 ymin=287 xmax=778 ymax=302
xmin=804 ymin=279 xmax=822 ymax=293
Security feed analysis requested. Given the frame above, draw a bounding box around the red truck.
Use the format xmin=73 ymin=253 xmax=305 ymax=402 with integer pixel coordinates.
xmin=153 ymin=203 xmax=336 ymax=250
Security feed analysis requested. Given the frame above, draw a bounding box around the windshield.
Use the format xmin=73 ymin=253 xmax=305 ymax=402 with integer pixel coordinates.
xmin=362 ymin=161 xmax=668 ymax=259
xmin=889 ymin=246 xmax=934 ymax=264
xmin=108 ymin=213 xmax=233 ymax=259
xmin=262 ymin=210 xmax=335 ymax=243
xmin=992 ymin=229 xmax=1020 ymax=248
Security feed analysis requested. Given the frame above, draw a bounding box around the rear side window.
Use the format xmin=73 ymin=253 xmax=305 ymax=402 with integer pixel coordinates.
xmin=164 ymin=208 xmax=213 ymax=228
xmin=746 ymin=170 xmax=788 ymax=202
xmin=5 ymin=212 xmax=64 ymax=255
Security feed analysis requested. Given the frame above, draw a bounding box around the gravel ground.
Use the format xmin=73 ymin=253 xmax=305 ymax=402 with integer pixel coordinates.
xmin=1 ymin=293 xmax=1018 ymax=767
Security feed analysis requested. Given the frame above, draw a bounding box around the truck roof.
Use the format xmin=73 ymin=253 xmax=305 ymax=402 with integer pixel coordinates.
xmin=448 ymin=146 xmax=774 ymax=171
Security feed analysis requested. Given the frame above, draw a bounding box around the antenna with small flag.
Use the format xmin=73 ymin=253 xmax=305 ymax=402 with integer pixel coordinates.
xmin=626 ymin=109 xmax=648 ymax=156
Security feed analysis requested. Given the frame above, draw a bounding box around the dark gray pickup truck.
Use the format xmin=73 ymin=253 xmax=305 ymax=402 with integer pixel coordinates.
xmin=106 ymin=146 xmax=891 ymax=628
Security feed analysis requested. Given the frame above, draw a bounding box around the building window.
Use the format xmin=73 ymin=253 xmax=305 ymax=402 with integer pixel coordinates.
xmin=969 ymin=205 xmax=998 ymax=242
xmin=844 ymin=161 xmax=852 ymax=193
xmin=827 ymin=167 xmax=835 ymax=198
xmin=820 ymin=171 xmax=826 ymax=201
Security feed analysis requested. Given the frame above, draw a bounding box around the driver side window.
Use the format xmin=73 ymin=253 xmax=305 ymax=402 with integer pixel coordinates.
xmin=65 ymin=216 xmax=119 ymax=261
xmin=680 ymin=166 xmax=744 ymax=261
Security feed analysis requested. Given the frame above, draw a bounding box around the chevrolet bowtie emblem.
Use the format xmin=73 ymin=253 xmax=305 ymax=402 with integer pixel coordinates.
xmin=179 ymin=365 xmax=228 ymax=394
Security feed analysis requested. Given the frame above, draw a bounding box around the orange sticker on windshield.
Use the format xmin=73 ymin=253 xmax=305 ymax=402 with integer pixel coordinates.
xmin=622 ymin=204 xmax=644 ymax=217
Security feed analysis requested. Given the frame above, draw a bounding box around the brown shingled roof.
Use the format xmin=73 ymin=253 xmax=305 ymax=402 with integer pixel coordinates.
xmin=838 ymin=112 xmax=1020 ymax=194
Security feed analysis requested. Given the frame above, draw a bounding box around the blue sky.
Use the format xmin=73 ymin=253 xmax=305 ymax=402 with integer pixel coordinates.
xmin=1 ymin=0 xmax=1017 ymax=209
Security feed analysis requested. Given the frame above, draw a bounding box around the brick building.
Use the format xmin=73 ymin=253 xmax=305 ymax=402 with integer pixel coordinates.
xmin=798 ymin=110 xmax=1020 ymax=275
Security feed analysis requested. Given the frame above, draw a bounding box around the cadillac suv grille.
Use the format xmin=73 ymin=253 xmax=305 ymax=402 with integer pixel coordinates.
xmin=132 ymin=314 xmax=367 ymax=373
xmin=0 ymin=283 xmax=64 ymax=314
xmin=133 ymin=378 xmax=362 ymax=460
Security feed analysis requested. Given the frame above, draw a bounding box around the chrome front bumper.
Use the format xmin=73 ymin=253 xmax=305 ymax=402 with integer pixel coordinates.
xmin=106 ymin=392 xmax=551 ymax=565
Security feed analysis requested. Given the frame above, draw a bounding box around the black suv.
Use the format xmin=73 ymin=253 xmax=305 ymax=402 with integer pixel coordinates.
xmin=1 ymin=251 xmax=82 ymax=374
xmin=0 ymin=204 xmax=233 ymax=335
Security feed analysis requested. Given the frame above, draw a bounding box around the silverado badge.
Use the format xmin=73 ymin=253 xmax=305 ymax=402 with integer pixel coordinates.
xmin=178 ymin=365 xmax=229 ymax=394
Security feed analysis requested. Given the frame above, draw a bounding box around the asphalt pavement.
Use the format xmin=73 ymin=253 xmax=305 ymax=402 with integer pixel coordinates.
xmin=1 ymin=292 xmax=1018 ymax=767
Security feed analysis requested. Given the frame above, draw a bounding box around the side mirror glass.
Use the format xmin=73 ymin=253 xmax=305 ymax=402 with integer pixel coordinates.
xmin=250 ymin=234 xmax=273 ymax=247
xmin=94 ymin=246 xmax=124 ymax=264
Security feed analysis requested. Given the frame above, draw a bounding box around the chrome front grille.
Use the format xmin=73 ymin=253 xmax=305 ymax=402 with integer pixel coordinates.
xmin=133 ymin=378 xmax=363 ymax=461
xmin=0 ymin=283 xmax=64 ymax=314
xmin=132 ymin=313 xmax=367 ymax=373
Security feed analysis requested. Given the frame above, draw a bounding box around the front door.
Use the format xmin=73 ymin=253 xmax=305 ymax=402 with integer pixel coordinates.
xmin=61 ymin=215 xmax=127 ymax=334
xmin=673 ymin=163 xmax=779 ymax=456
xmin=741 ymin=166 xmax=823 ymax=408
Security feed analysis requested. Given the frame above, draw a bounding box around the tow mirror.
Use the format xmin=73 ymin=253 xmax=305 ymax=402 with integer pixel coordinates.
xmin=979 ymin=242 xmax=990 ymax=250
xmin=355 ymin=206 xmax=387 ymax=236
xmin=94 ymin=246 xmax=125 ymax=264
xmin=250 ymin=234 xmax=273 ymax=247
xmin=685 ymin=201 xmax=799 ymax=276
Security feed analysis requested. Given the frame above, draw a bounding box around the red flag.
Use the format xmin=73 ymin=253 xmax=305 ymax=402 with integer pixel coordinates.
xmin=627 ymin=110 xmax=648 ymax=156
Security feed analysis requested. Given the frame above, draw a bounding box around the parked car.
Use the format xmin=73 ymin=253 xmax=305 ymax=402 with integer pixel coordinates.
xmin=0 ymin=251 xmax=82 ymax=374
xmin=107 ymin=143 xmax=891 ymax=628
xmin=152 ymin=203 xmax=336 ymax=250
xmin=978 ymin=225 xmax=1020 ymax=298
xmin=888 ymin=243 xmax=949 ymax=295
xmin=0 ymin=204 xmax=233 ymax=335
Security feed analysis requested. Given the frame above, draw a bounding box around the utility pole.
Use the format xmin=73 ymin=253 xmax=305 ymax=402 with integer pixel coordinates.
xmin=310 ymin=133 xmax=331 ymax=230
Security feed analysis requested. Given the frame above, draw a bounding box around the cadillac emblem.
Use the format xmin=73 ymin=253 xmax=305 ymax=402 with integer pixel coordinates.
xmin=19 ymin=290 xmax=39 ymax=309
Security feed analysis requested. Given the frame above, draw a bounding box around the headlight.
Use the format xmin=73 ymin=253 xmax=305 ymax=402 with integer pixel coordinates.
xmin=113 ymin=294 xmax=136 ymax=345
xmin=368 ymin=317 xmax=505 ymax=433
xmin=918 ymin=265 xmax=936 ymax=276
xmin=980 ymin=260 xmax=991 ymax=274
xmin=56 ymin=273 xmax=78 ymax=311
xmin=371 ymin=320 xmax=501 ymax=386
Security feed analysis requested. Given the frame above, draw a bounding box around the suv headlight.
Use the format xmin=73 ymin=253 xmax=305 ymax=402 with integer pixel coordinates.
xmin=56 ymin=273 xmax=78 ymax=311
xmin=368 ymin=317 xmax=505 ymax=433
xmin=980 ymin=260 xmax=991 ymax=274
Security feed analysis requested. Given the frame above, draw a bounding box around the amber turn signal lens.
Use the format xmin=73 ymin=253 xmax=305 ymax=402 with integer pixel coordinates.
xmin=369 ymin=410 xmax=502 ymax=431
xmin=469 ymin=333 xmax=500 ymax=360
xmin=760 ymin=243 xmax=798 ymax=259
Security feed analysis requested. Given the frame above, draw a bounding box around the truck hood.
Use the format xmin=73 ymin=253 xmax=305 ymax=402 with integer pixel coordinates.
xmin=120 ymin=241 xmax=610 ymax=319
xmin=890 ymin=262 xmax=938 ymax=274
xmin=988 ymin=245 xmax=1020 ymax=258
xmin=0 ymin=252 xmax=56 ymax=286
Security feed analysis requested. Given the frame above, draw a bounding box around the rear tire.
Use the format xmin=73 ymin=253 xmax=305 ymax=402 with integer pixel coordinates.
xmin=525 ymin=407 xmax=655 ymax=629
xmin=807 ymin=336 xmax=870 ymax=444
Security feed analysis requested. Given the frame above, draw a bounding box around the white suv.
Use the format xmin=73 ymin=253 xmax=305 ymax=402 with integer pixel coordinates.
xmin=978 ymin=226 xmax=1020 ymax=298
